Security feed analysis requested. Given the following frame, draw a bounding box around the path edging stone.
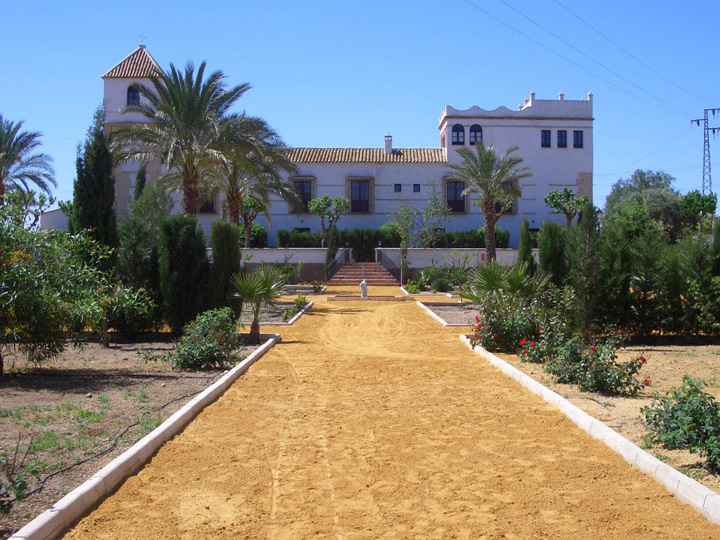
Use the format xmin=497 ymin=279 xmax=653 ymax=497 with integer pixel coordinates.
xmin=458 ymin=334 xmax=720 ymax=526
xmin=266 ymin=301 xmax=313 ymax=326
xmin=9 ymin=334 xmax=281 ymax=540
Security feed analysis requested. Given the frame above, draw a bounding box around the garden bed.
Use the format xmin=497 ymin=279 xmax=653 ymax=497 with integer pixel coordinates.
xmin=0 ymin=340 xmax=259 ymax=538
xmin=500 ymin=344 xmax=720 ymax=495
xmin=238 ymin=301 xmax=311 ymax=325
xmin=419 ymin=302 xmax=479 ymax=326
xmin=282 ymin=284 xmax=326 ymax=296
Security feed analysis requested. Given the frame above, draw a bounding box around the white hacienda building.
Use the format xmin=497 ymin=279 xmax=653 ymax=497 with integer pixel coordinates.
xmin=49 ymin=45 xmax=594 ymax=247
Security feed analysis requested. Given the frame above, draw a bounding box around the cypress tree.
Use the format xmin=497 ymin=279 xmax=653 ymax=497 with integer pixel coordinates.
xmin=71 ymin=108 xmax=118 ymax=256
xmin=568 ymin=202 xmax=600 ymax=341
xmin=134 ymin=162 xmax=147 ymax=200
xmin=159 ymin=215 xmax=210 ymax=336
xmin=538 ymin=221 xmax=567 ymax=287
xmin=210 ymin=221 xmax=241 ymax=308
xmin=517 ymin=218 xmax=536 ymax=275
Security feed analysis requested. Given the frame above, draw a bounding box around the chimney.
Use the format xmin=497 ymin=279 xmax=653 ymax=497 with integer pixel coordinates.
xmin=384 ymin=133 xmax=393 ymax=154
xmin=558 ymin=91 xmax=564 ymax=101
xmin=529 ymin=90 xmax=536 ymax=105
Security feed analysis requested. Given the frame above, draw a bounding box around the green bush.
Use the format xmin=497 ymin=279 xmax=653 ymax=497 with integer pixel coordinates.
xmin=164 ymin=308 xmax=244 ymax=370
xmin=276 ymin=229 xmax=323 ymax=247
xmin=544 ymin=336 xmax=645 ymax=396
xmin=249 ymin=222 xmax=267 ymax=248
xmin=538 ymin=221 xmax=567 ymax=286
xmin=210 ymin=221 xmax=241 ymax=309
xmin=517 ymin=218 xmax=536 ymax=275
xmin=159 ymin=216 xmax=210 ymax=336
xmin=642 ymin=376 xmax=720 ymax=452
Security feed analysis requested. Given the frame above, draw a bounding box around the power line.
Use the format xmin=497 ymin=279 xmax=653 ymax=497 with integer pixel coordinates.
xmin=553 ymin=0 xmax=714 ymax=108
xmin=496 ymin=0 xmax=694 ymax=118
xmin=459 ymin=0 xmax=688 ymax=120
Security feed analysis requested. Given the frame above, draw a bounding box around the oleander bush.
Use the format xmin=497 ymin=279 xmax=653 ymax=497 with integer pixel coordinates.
xmin=642 ymin=376 xmax=720 ymax=471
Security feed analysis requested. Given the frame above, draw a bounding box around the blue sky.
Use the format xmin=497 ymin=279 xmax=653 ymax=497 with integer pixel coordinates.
xmin=2 ymin=0 xmax=718 ymax=209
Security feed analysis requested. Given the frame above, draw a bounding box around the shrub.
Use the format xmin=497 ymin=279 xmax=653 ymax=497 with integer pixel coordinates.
xmin=538 ymin=221 xmax=567 ymax=286
xmin=249 ymin=222 xmax=268 ymax=248
xmin=276 ymin=229 xmax=323 ymax=248
xmin=210 ymin=221 xmax=241 ymax=309
xmin=545 ymin=336 xmax=645 ymax=396
xmin=164 ymin=308 xmax=244 ymax=370
xmin=404 ymin=279 xmax=422 ymax=294
xmin=469 ymin=292 xmax=544 ymax=352
xmin=159 ymin=216 xmax=210 ymax=336
xmin=105 ymin=284 xmax=156 ymax=338
xmin=642 ymin=376 xmax=720 ymax=452
xmin=116 ymin=184 xmax=172 ymax=328
xmin=517 ymin=218 xmax=536 ymax=275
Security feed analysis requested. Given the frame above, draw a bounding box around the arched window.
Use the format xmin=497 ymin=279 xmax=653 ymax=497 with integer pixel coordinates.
xmin=127 ymin=86 xmax=140 ymax=106
xmin=451 ymin=124 xmax=465 ymax=145
xmin=469 ymin=124 xmax=482 ymax=145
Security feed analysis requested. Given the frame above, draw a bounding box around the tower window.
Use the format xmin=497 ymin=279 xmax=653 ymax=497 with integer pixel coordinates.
xmin=541 ymin=130 xmax=551 ymax=148
xmin=574 ymin=130 xmax=584 ymax=148
xmin=394 ymin=183 xmax=402 ymax=193
xmin=469 ymin=124 xmax=483 ymax=145
xmin=557 ymin=130 xmax=567 ymax=148
xmin=451 ymin=124 xmax=465 ymax=145
xmin=127 ymin=86 xmax=140 ymax=106
xmin=413 ymin=184 xmax=421 ymax=193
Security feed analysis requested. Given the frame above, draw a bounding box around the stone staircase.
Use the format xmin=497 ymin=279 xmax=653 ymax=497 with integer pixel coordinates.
xmin=328 ymin=262 xmax=398 ymax=285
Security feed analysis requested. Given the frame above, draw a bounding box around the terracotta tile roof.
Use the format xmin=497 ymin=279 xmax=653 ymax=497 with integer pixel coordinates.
xmin=102 ymin=45 xmax=161 ymax=79
xmin=287 ymin=147 xmax=447 ymax=164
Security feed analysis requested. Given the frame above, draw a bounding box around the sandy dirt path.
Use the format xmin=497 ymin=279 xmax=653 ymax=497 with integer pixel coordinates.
xmin=64 ymin=286 xmax=720 ymax=539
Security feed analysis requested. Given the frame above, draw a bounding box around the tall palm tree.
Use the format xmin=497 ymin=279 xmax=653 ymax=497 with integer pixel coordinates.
xmin=211 ymin=115 xmax=301 ymax=246
xmin=0 ymin=115 xmax=56 ymax=205
xmin=446 ymin=142 xmax=531 ymax=260
xmin=114 ymin=61 xmax=250 ymax=215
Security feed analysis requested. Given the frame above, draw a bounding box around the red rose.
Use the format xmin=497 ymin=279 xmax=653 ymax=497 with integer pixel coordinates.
xmin=590 ymin=345 xmax=598 ymax=353
xmin=475 ymin=316 xmax=480 ymax=323
xmin=530 ymin=341 xmax=536 ymax=348
xmin=501 ymin=338 xmax=506 ymax=343
xmin=643 ymin=378 xmax=650 ymax=387
xmin=520 ymin=337 xmax=527 ymax=346
xmin=492 ymin=334 xmax=498 ymax=340
xmin=523 ymin=349 xmax=528 ymax=355
xmin=640 ymin=356 xmax=646 ymax=364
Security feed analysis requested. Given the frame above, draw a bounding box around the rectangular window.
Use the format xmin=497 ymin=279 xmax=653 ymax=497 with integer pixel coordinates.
xmin=541 ymin=130 xmax=551 ymax=148
xmin=293 ymin=180 xmax=313 ymax=212
xmin=573 ymin=130 xmax=584 ymax=148
xmin=351 ymin=180 xmax=370 ymax=213
xmin=413 ymin=184 xmax=421 ymax=193
xmin=446 ymin=180 xmax=465 ymax=213
xmin=557 ymin=130 xmax=567 ymax=148
xmin=198 ymin=191 xmax=216 ymax=214
xmin=394 ymin=183 xmax=402 ymax=193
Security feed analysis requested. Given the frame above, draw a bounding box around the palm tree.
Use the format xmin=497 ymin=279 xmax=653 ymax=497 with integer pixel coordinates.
xmin=211 ymin=115 xmax=301 ymax=246
xmin=0 ymin=115 xmax=56 ymax=205
xmin=114 ymin=61 xmax=250 ymax=215
xmin=446 ymin=143 xmax=531 ymax=260
xmin=229 ymin=266 xmax=286 ymax=343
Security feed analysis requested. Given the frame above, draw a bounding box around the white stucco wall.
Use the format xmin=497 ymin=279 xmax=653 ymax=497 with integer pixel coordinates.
xmin=39 ymin=208 xmax=68 ymax=231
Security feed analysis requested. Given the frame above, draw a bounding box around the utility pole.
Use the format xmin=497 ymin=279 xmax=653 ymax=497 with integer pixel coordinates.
xmin=691 ymin=108 xmax=720 ymax=195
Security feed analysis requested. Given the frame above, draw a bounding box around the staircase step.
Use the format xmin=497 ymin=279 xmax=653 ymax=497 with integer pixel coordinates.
xmin=329 ymin=262 xmax=398 ymax=285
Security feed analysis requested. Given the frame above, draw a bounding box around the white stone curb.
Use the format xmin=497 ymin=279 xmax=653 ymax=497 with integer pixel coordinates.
xmin=458 ymin=334 xmax=720 ymax=526
xmin=263 ymin=301 xmax=313 ymax=326
xmin=9 ymin=334 xmax=282 ymax=540
xmin=416 ymin=301 xmax=472 ymax=327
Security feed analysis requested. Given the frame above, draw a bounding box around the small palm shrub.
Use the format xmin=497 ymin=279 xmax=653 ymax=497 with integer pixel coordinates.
xmin=230 ymin=266 xmax=286 ymax=343
xmin=164 ymin=308 xmax=244 ymax=370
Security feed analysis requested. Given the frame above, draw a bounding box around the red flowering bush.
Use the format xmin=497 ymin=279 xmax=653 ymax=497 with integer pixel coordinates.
xmin=517 ymin=336 xmax=546 ymax=363
xmin=545 ymin=335 xmax=646 ymax=396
